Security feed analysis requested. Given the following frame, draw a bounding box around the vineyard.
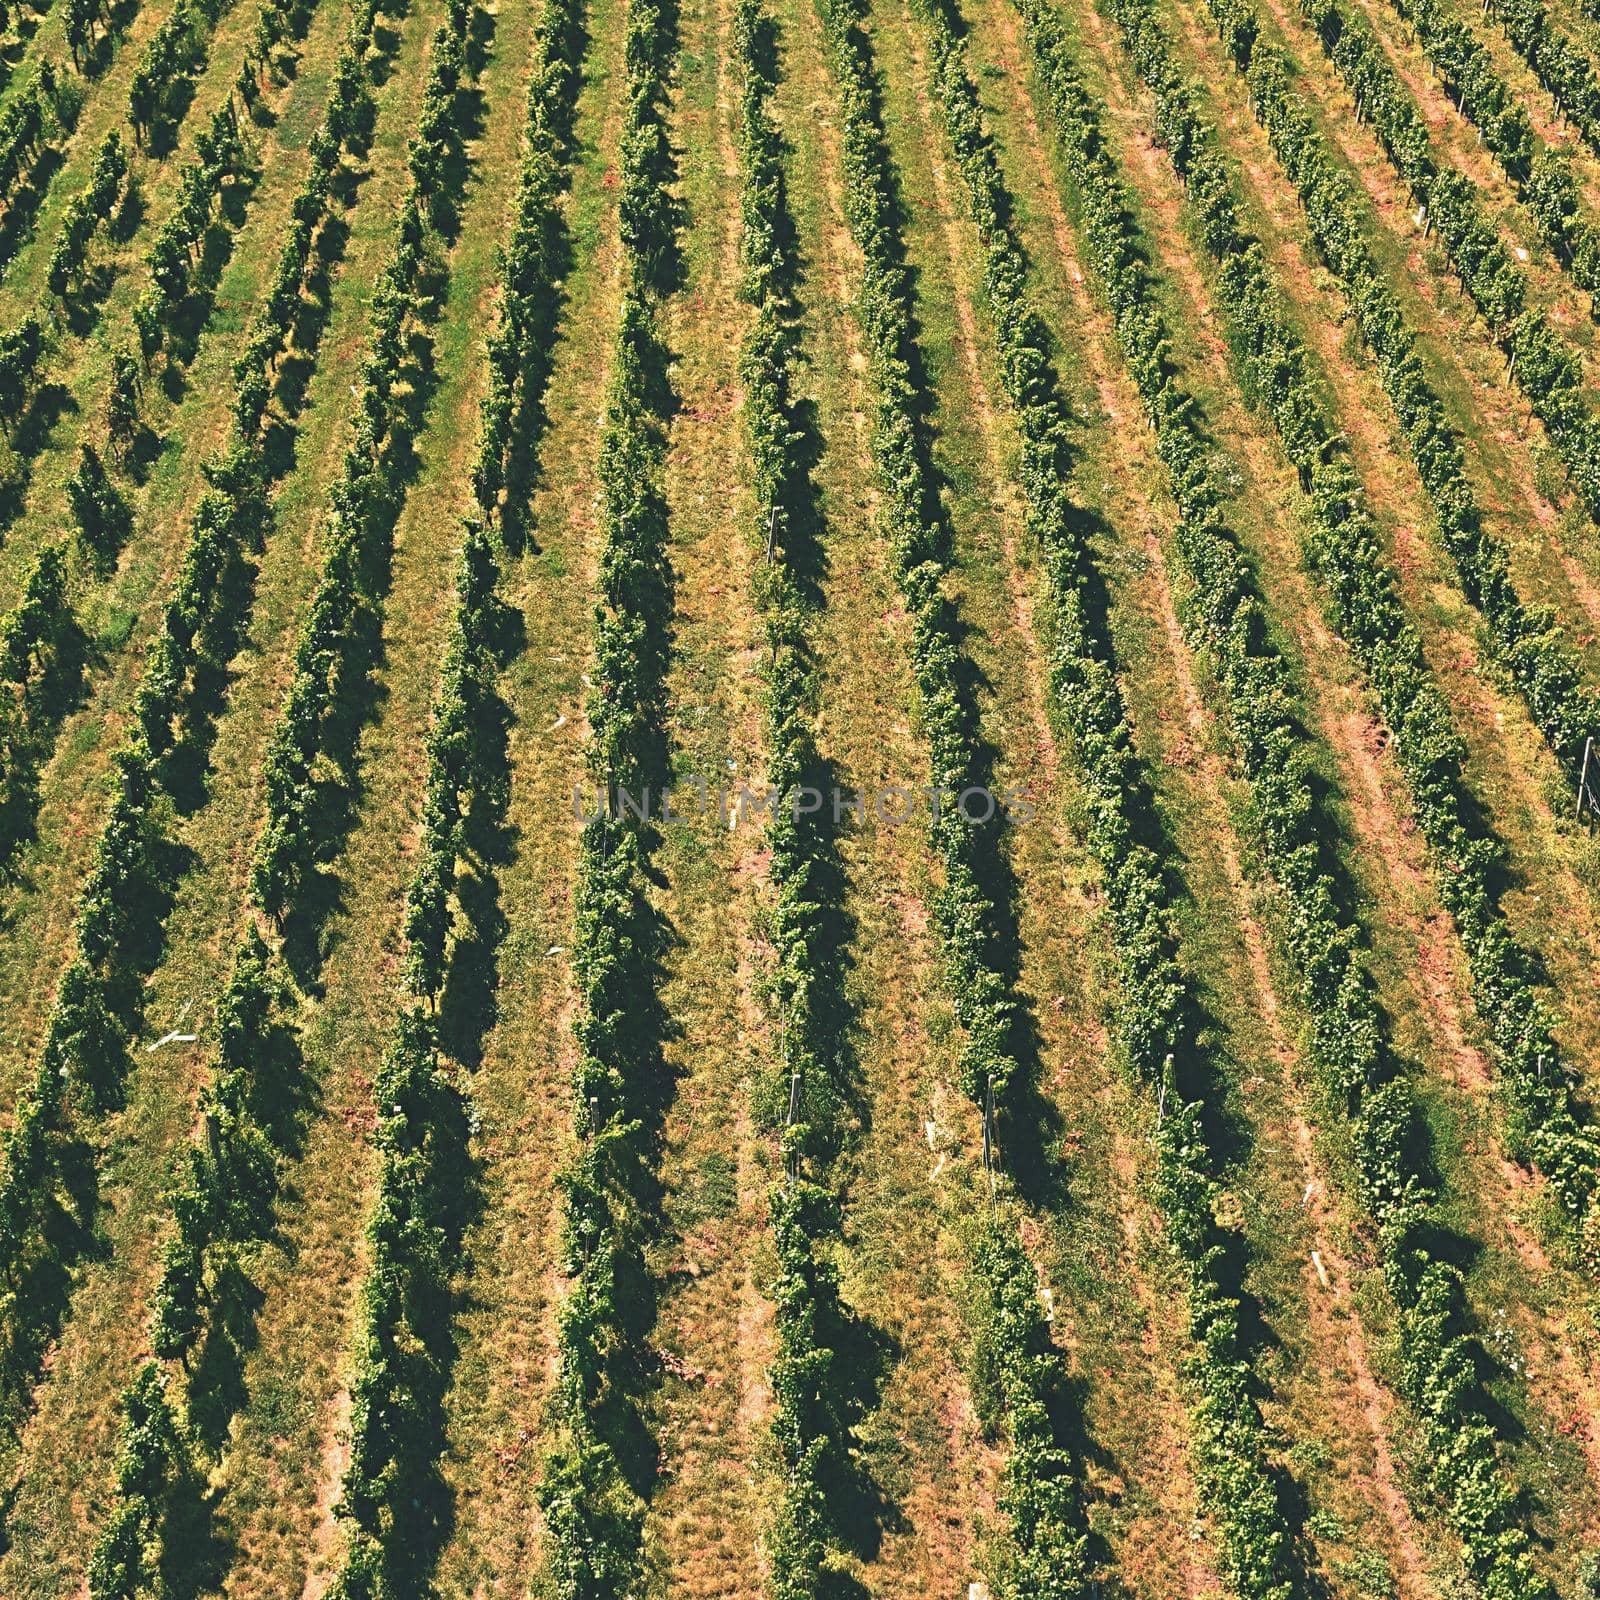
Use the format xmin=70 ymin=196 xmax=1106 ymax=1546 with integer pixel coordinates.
xmin=1 ymin=0 xmax=1600 ymax=1586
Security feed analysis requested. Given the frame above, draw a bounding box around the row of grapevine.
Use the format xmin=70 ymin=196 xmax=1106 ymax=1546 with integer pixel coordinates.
xmin=1486 ymin=0 xmax=1600 ymax=161
xmin=132 ymin=97 xmax=248 ymax=355
xmin=0 ymin=0 xmax=390 ymax=1520
xmin=1013 ymin=1 xmax=1562 ymax=1591
xmin=56 ymin=0 xmax=297 ymax=297
xmin=730 ymin=3 xmax=869 ymax=1591
xmin=404 ymin=11 xmax=465 ymax=199
xmin=332 ymin=0 xmax=587 ymax=1578
xmin=1379 ymin=0 xmax=1600 ymax=301
xmin=16 ymin=0 xmax=295 ymax=410
xmin=12 ymin=0 xmax=314 ymax=698
xmin=398 ymin=529 xmax=506 ymax=1000
xmin=469 ymin=0 xmax=585 ymax=518
xmin=820 ymin=0 xmax=1016 ymax=1106
xmin=242 ymin=0 xmax=308 ymax=86
xmin=1184 ymin=0 xmax=1600 ymax=1257
xmin=11 ymin=0 xmax=135 ymax=256
xmin=0 ymin=61 xmax=73 ymax=219
xmin=250 ymin=0 xmax=476 ymax=924
xmin=910 ymin=0 xmax=1319 ymax=1590
xmin=536 ymin=0 xmax=679 ymax=1588
xmin=45 ymin=127 xmax=126 ymax=293
xmin=1254 ymin=0 xmax=1600 ymax=523
xmin=83 ymin=4 xmax=474 ymax=1591
xmin=84 ymin=1367 xmax=190 ymax=1600
xmin=9 ymin=0 xmax=325 ymax=438
xmin=816 ymin=0 xmax=1106 ymax=1592
xmin=0 ymin=541 xmax=75 ymax=851
xmin=13 ymin=0 xmax=244 ymax=294
xmin=0 ymin=315 xmax=44 ymax=428
xmin=64 ymin=442 xmax=131 ymax=564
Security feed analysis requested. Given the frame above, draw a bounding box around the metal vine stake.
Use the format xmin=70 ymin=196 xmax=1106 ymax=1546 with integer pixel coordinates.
xmin=785 ymin=1067 xmax=801 ymax=1182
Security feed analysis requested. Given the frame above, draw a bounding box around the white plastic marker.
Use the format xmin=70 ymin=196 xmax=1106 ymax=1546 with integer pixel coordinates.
xmin=147 ymin=1000 xmax=197 ymax=1052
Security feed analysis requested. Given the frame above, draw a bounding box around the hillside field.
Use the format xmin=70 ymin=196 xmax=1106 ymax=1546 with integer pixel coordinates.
xmin=2 ymin=0 xmax=1600 ymax=1590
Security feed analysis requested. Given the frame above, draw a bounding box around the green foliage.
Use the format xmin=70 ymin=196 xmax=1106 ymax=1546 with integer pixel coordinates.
xmin=1232 ymin=42 xmax=1599 ymax=761
xmin=66 ymin=443 xmax=133 ymax=569
xmin=1579 ymin=1551 xmax=1600 ymax=1596
xmin=0 ymin=542 xmax=70 ymax=702
xmin=968 ymin=1223 xmax=1093 ymax=1600
xmin=136 ymin=447 xmax=270 ymax=757
xmin=75 ymin=0 xmax=481 ymax=1581
xmin=0 ymin=747 xmax=157 ymax=1286
xmin=106 ymin=348 xmax=142 ymax=464
xmin=140 ymin=929 xmax=290 ymax=1368
xmin=330 ymin=1012 xmax=464 ymax=1596
xmin=733 ymin=5 xmax=881 ymax=1591
xmin=401 ymin=524 xmax=504 ymax=1000
xmin=1378 ymin=0 xmax=1600 ymax=299
xmin=234 ymin=2 xmax=381 ymax=437
xmin=820 ymin=0 xmax=1019 ymax=1111
xmin=0 ymin=0 xmax=397 ymax=1551
xmin=66 ymin=0 xmax=113 ymax=69
xmin=87 ymin=1364 xmax=189 ymax=1599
